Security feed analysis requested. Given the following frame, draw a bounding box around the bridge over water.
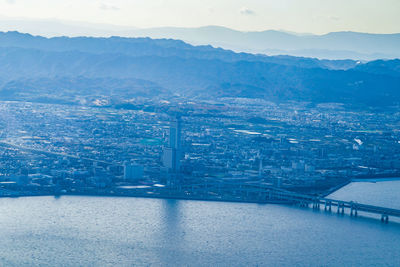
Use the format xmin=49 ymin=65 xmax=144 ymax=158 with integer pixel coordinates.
xmin=180 ymin=182 xmax=400 ymax=223
xmin=265 ymin=188 xmax=400 ymax=223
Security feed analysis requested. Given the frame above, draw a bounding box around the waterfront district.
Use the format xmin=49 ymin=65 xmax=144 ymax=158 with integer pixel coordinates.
xmin=0 ymin=97 xmax=399 ymax=203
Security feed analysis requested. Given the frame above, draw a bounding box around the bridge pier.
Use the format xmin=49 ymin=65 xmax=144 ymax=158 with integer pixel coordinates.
xmin=324 ymin=201 xmax=332 ymax=212
xmin=350 ymin=204 xmax=358 ymax=217
xmin=381 ymin=214 xmax=389 ymax=223
xmin=298 ymin=201 xmax=308 ymax=208
xmin=312 ymin=199 xmax=320 ymax=210
xmin=354 ymin=209 xmax=358 ymax=217
xmin=337 ymin=203 xmax=345 ymax=215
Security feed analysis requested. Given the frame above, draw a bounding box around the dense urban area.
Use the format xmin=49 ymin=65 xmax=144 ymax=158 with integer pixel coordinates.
xmin=0 ymin=96 xmax=399 ymax=201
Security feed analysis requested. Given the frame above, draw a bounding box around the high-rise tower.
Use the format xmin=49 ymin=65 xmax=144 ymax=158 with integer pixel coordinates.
xmin=162 ymin=116 xmax=182 ymax=184
xmin=168 ymin=116 xmax=181 ymax=151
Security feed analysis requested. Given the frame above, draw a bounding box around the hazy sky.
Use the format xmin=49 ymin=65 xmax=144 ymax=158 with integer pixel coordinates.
xmin=1 ymin=0 xmax=399 ymax=34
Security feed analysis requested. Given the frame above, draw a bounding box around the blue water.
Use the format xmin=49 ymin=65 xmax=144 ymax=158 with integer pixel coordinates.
xmin=0 ymin=194 xmax=399 ymax=266
xmin=329 ymin=179 xmax=400 ymax=209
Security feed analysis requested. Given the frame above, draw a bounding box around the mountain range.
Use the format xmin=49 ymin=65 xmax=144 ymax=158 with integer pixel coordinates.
xmin=0 ymin=31 xmax=399 ymax=106
xmin=127 ymin=26 xmax=400 ymax=61
xmin=1 ymin=18 xmax=399 ymax=60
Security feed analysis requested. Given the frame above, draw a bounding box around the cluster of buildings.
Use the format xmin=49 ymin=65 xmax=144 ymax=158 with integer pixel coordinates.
xmin=0 ymin=97 xmax=399 ymax=197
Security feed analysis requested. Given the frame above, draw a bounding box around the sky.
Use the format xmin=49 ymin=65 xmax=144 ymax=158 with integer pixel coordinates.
xmin=0 ymin=0 xmax=399 ymax=34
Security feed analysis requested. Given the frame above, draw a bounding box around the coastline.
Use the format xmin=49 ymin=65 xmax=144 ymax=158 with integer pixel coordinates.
xmin=320 ymin=180 xmax=352 ymax=197
xmin=4 ymin=177 xmax=392 ymax=204
xmin=0 ymin=190 xmax=293 ymax=205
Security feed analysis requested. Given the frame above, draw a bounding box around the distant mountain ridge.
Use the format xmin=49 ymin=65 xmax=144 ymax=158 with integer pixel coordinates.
xmin=0 ymin=31 xmax=356 ymax=70
xmin=0 ymin=31 xmax=399 ymax=106
xmin=0 ymin=18 xmax=399 ymax=60
xmin=127 ymin=26 xmax=400 ymax=60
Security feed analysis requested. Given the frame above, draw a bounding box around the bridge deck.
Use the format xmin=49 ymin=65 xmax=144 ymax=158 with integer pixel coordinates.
xmin=181 ymin=183 xmax=400 ymax=220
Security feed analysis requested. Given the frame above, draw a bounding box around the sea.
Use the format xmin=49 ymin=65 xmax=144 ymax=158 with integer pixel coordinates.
xmin=0 ymin=180 xmax=400 ymax=266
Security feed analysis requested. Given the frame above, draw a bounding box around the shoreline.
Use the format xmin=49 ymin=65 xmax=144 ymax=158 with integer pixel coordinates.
xmin=0 ymin=191 xmax=293 ymax=205
xmin=320 ymin=180 xmax=352 ymax=197
xmin=0 ymin=177 xmax=379 ymax=204
xmin=0 ymin=179 xmax=354 ymax=203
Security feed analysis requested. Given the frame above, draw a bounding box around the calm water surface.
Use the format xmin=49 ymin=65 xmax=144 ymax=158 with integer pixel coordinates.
xmin=329 ymin=179 xmax=400 ymax=209
xmin=0 ymin=191 xmax=399 ymax=266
